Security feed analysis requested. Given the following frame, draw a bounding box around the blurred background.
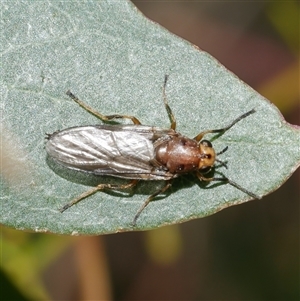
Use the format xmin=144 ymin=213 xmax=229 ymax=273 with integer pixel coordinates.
xmin=2 ymin=1 xmax=299 ymax=300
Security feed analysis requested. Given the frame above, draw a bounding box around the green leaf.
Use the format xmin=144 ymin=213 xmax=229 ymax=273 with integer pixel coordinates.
xmin=1 ymin=0 xmax=299 ymax=235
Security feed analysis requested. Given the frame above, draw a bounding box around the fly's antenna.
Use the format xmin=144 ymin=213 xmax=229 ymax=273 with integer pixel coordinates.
xmin=215 ymin=146 xmax=228 ymax=168
xmin=215 ymin=159 xmax=227 ymax=169
xmin=217 ymin=146 xmax=228 ymax=156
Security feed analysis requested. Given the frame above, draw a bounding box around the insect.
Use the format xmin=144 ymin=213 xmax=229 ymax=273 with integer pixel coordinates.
xmin=46 ymin=75 xmax=259 ymax=226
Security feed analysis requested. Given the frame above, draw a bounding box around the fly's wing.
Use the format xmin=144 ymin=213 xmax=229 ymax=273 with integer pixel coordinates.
xmin=46 ymin=125 xmax=175 ymax=180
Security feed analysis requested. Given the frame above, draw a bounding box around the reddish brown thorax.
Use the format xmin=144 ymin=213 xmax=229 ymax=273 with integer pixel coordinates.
xmin=155 ymin=136 xmax=216 ymax=174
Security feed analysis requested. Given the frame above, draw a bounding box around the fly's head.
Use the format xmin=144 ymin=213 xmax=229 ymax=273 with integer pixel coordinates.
xmin=198 ymin=140 xmax=216 ymax=173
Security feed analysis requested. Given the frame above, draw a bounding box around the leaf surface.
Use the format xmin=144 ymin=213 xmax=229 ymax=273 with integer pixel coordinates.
xmin=1 ymin=0 xmax=299 ymax=234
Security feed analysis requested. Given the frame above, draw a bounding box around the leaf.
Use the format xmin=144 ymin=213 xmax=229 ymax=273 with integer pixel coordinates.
xmin=1 ymin=0 xmax=299 ymax=235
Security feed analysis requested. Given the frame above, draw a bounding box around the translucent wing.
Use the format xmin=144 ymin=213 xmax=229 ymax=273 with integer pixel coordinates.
xmin=46 ymin=125 xmax=175 ymax=180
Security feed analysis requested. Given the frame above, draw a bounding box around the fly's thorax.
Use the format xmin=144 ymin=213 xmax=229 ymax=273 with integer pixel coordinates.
xmin=154 ymin=136 xmax=201 ymax=174
xmin=198 ymin=140 xmax=216 ymax=170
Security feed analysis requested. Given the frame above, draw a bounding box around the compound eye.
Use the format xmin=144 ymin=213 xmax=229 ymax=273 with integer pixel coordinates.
xmin=200 ymin=140 xmax=212 ymax=147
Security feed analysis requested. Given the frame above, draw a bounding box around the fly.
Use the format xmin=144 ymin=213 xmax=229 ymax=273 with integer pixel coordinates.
xmin=46 ymin=75 xmax=260 ymax=226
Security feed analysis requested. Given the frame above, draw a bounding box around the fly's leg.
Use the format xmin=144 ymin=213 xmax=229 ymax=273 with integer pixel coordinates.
xmin=196 ymin=171 xmax=260 ymax=199
xmin=66 ymin=90 xmax=141 ymax=125
xmin=163 ymin=75 xmax=176 ymax=130
xmin=59 ymin=180 xmax=139 ymax=213
xmin=193 ymin=109 xmax=256 ymax=141
xmin=132 ymin=181 xmax=172 ymax=226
